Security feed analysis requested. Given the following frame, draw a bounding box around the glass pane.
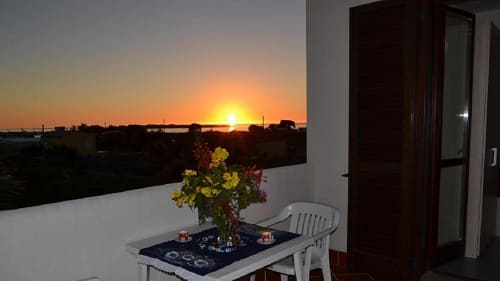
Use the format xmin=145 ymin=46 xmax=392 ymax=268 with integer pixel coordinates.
xmin=438 ymin=165 xmax=466 ymax=246
xmin=441 ymin=12 xmax=473 ymax=160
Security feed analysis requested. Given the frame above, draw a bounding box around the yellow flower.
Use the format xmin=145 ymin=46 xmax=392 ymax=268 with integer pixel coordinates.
xmin=222 ymin=172 xmax=240 ymax=190
xmin=210 ymin=147 xmax=229 ymax=167
xmin=176 ymin=198 xmax=184 ymax=207
xmin=171 ymin=189 xmax=182 ymax=200
xmin=204 ymin=176 xmax=213 ymax=184
xmin=201 ymin=187 xmax=213 ymax=198
xmin=188 ymin=194 xmax=196 ymax=207
xmin=184 ymin=169 xmax=197 ymax=176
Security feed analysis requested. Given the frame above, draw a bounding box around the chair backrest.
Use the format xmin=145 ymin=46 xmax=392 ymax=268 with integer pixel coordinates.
xmin=282 ymin=201 xmax=340 ymax=255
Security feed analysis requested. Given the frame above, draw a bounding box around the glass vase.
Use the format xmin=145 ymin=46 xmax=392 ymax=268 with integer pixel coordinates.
xmin=216 ymin=220 xmax=232 ymax=243
xmin=213 ymin=209 xmax=240 ymax=246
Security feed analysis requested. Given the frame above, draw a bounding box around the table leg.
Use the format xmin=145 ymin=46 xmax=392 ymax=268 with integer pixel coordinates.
xmin=139 ymin=264 xmax=149 ymax=281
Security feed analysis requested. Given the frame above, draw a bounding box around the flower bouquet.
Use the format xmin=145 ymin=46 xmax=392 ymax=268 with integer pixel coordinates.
xmin=172 ymin=142 xmax=266 ymax=246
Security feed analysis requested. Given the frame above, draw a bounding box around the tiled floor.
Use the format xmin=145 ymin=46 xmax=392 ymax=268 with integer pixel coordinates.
xmin=431 ymin=237 xmax=500 ymax=281
xmin=423 ymin=271 xmax=478 ymax=281
xmin=255 ymin=240 xmax=500 ymax=281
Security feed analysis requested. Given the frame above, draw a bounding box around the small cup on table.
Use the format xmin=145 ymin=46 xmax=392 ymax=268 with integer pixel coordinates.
xmin=178 ymin=230 xmax=189 ymax=242
xmin=261 ymin=231 xmax=273 ymax=243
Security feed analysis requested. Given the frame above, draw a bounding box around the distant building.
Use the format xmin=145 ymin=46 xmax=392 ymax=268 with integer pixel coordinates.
xmin=188 ymin=123 xmax=202 ymax=133
xmin=248 ymin=124 xmax=266 ymax=134
xmin=279 ymin=120 xmax=296 ymax=130
xmin=54 ymin=126 xmax=66 ymax=134
xmin=268 ymin=120 xmax=297 ymax=132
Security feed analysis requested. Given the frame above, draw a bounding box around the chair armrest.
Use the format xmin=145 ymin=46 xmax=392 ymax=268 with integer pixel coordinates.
xmin=255 ymin=206 xmax=292 ymax=227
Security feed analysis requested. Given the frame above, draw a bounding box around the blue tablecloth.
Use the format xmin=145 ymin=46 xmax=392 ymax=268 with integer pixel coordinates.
xmin=138 ymin=222 xmax=300 ymax=279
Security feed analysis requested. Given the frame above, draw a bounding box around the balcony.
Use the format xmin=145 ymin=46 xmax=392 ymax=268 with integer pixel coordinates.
xmin=0 ymin=1 xmax=355 ymax=280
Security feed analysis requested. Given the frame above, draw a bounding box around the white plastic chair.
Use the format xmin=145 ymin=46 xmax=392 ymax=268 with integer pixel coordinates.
xmin=250 ymin=201 xmax=340 ymax=281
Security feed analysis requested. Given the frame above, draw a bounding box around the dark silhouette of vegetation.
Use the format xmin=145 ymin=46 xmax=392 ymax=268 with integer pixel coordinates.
xmin=0 ymin=122 xmax=305 ymax=210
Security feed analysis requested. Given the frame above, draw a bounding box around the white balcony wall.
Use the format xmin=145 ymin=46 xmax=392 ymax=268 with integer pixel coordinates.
xmin=0 ymin=164 xmax=311 ymax=281
xmin=307 ymin=0 xmax=379 ymax=252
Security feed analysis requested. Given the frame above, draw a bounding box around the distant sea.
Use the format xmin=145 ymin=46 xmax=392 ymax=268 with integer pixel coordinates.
xmin=148 ymin=123 xmax=307 ymax=133
xmin=0 ymin=123 xmax=307 ymax=134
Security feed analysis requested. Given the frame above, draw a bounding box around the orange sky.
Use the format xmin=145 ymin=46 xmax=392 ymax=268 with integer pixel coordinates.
xmin=0 ymin=0 xmax=306 ymax=129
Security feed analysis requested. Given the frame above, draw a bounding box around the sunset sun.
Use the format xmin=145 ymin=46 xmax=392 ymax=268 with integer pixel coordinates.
xmin=227 ymin=113 xmax=237 ymax=127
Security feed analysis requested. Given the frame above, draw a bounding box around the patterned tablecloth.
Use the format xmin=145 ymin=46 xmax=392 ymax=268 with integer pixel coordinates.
xmin=138 ymin=222 xmax=300 ymax=281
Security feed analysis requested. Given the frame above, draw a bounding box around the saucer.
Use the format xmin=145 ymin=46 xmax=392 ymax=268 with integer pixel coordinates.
xmin=165 ymin=251 xmax=179 ymax=259
xmin=176 ymin=236 xmax=192 ymax=243
xmin=257 ymin=238 xmax=275 ymax=245
xmin=194 ymin=259 xmax=209 ymax=267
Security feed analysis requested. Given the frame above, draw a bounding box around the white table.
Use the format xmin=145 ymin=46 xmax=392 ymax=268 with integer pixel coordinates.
xmin=126 ymin=224 xmax=314 ymax=281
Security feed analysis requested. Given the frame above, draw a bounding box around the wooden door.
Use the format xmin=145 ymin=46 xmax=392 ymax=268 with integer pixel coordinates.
xmin=480 ymin=23 xmax=500 ymax=254
xmin=348 ymin=1 xmax=418 ymax=280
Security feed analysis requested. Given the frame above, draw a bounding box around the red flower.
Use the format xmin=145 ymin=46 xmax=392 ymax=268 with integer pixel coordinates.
xmin=193 ymin=141 xmax=212 ymax=170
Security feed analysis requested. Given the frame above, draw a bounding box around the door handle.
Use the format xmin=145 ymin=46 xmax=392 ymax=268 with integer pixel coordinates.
xmin=489 ymin=147 xmax=497 ymax=167
xmin=341 ymin=173 xmax=349 ymax=178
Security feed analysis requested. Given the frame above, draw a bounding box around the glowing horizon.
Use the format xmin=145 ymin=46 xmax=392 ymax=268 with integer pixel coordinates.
xmin=0 ymin=0 xmax=306 ymax=130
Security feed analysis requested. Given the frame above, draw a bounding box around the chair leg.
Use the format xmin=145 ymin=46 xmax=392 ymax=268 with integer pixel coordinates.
xmin=320 ymin=256 xmax=332 ymax=281
xmin=280 ymin=274 xmax=288 ymax=281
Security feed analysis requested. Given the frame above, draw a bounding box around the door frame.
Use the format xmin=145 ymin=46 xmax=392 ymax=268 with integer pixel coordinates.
xmin=427 ymin=4 xmax=475 ymax=265
xmin=438 ymin=0 xmax=500 ymax=261
xmin=466 ymin=11 xmax=500 ymax=258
